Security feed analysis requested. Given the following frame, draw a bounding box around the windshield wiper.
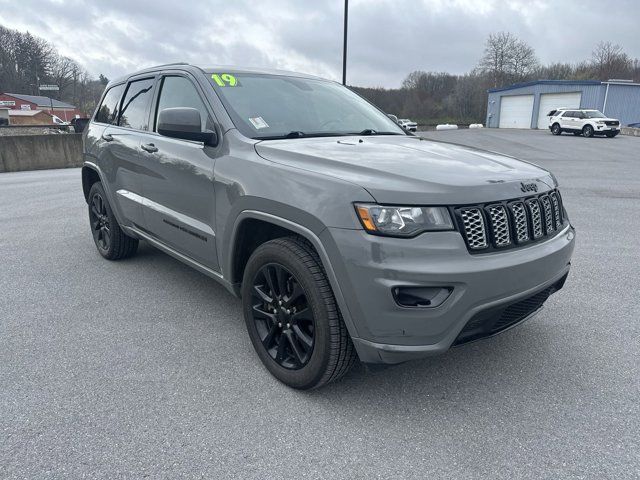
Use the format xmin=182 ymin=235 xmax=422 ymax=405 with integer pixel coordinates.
xmin=354 ymin=129 xmax=404 ymax=136
xmin=254 ymin=131 xmax=347 ymax=140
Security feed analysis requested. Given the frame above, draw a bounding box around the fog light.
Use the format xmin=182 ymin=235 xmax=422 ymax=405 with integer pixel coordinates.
xmin=392 ymin=286 xmax=452 ymax=308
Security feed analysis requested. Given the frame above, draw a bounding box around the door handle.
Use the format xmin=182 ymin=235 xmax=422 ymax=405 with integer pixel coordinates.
xmin=141 ymin=143 xmax=158 ymax=153
xmin=102 ymin=133 xmax=113 ymax=142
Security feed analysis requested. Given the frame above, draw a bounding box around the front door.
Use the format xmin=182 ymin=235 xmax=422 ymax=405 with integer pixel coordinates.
xmin=137 ymin=74 xmax=220 ymax=271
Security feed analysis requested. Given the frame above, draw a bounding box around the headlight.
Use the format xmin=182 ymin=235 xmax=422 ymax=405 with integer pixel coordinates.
xmin=596 ymin=120 xmax=606 ymax=124
xmin=355 ymin=203 xmax=454 ymax=237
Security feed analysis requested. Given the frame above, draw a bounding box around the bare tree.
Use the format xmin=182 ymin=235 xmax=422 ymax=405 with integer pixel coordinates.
xmin=591 ymin=41 xmax=633 ymax=80
xmin=510 ymin=39 xmax=538 ymax=80
xmin=478 ymin=32 xmax=538 ymax=87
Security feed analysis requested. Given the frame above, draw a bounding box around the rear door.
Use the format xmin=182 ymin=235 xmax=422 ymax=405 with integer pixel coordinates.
xmin=90 ymin=82 xmax=146 ymax=227
xmin=136 ymin=73 xmax=221 ymax=271
xmin=560 ymin=111 xmax=575 ymax=130
xmin=104 ymin=76 xmax=157 ymax=227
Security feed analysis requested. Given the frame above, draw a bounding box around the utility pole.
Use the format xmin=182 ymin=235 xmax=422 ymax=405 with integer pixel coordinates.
xmin=342 ymin=0 xmax=348 ymax=85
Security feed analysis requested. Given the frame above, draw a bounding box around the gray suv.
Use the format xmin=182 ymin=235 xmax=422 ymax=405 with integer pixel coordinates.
xmin=82 ymin=63 xmax=575 ymax=389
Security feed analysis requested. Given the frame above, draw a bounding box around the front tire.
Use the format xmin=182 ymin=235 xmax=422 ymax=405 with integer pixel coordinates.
xmin=551 ymin=123 xmax=562 ymax=135
xmin=241 ymin=237 xmax=357 ymax=389
xmin=583 ymin=124 xmax=595 ymax=138
xmin=87 ymin=182 xmax=138 ymax=260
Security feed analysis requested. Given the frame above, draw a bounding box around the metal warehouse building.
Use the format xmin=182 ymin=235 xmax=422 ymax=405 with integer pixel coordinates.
xmin=486 ymin=80 xmax=640 ymax=129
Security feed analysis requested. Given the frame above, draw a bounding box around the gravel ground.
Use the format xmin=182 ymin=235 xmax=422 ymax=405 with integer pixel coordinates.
xmin=1 ymin=129 xmax=639 ymax=479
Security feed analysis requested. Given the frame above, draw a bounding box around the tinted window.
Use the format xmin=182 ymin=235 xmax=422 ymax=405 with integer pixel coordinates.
xmin=547 ymin=110 xmax=557 ymax=117
xmin=95 ymin=84 xmax=125 ymax=124
xmin=155 ymin=76 xmax=210 ymax=131
xmin=563 ymin=111 xmax=574 ymax=118
xmin=119 ymin=78 xmax=155 ymax=130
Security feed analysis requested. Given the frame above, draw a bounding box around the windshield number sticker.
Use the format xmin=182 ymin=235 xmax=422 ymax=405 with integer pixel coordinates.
xmin=249 ymin=117 xmax=269 ymax=129
xmin=212 ymin=73 xmax=238 ymax=87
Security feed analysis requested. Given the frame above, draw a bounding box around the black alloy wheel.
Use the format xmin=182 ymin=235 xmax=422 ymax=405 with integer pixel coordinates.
xmin=86 ymin=181 xmax=138 ymax=260
xmin=89 ymin=192 xmax=111 ymax=251
xmin=551 ymin=123 xmax=561 ymax=135
xmin=250 ymin=263 xmax=315 ymax=369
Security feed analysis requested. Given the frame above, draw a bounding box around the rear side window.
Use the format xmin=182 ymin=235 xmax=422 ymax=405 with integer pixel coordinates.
xmin=155 ymin=76 xmax=210 ymax=131
xmin=563 ymin=111 xmax=574 ymax=118
xmin=95 ymin=84 xmax=125 ymax=124
xmin=119 ymin=78 xmax=155 ymax=131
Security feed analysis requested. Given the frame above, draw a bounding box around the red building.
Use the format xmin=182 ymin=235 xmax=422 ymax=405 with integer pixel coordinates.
xmin=0 ymin=93 xmax=83 ymax=122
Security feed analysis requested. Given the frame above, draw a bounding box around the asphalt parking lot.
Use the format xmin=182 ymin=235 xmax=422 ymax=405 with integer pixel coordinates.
xmin=1 ymin=129 xmax=639 ymax=479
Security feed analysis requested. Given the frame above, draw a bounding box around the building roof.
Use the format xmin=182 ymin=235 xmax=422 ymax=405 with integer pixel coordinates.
xmin=488 ymin=80 xmax=602 ymax=93
xmin=3 ymin=93 xmax=76 ymax=109
xmin=7 ymin=109 xmax=50 ymax=117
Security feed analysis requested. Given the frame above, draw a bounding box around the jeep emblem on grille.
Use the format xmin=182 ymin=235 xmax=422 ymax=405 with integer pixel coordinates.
xmin=520 ymin=182 xmax=538 ymax=193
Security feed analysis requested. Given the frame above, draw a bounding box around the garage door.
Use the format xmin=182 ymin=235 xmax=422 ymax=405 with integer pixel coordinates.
xmin=536 ymin=92 xmax=582 ymax=129
xmin=499 ymin=95 xmax=534 ymax=129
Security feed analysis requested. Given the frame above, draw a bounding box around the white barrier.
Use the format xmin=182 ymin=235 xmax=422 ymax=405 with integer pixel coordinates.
xmin=469 ymin=123 xmax=484 ymax=129
xmin=436 ymin=124 xmax=458 ymax=130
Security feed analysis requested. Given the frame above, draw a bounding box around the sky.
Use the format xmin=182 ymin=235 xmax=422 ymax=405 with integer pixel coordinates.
xmin=0 ymin=0 xmax=638 ymax=88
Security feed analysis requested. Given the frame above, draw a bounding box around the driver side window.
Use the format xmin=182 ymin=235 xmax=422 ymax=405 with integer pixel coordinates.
xmin=155 ymin=76 xmax=211 ymax=131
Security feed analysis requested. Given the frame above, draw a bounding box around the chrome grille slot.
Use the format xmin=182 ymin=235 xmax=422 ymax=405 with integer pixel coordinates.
xmin=540 ymin=195 xmax=554 ymax=234
xmin=510 ymin=202 xmax=529 ymax=243
xmin=549 ymin=191 xmax=562 ymax=227
xmin=526 ymin=199 xmax=544 ymax=239
xmin=487 ymin=205 xmax=511 ymax=247
xmin=459 ymin=208 xmax=488 ymax=249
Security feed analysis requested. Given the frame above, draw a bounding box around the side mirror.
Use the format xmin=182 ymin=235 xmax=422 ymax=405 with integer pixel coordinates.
xmin=387 ymin=114 xmax=399 ymax=124
xmin=158 ymin=107 xmax=217 ymax=146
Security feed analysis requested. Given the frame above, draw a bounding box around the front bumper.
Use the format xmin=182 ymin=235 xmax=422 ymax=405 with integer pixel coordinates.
xmin=321 ymin=224 xmax=575 ymax=364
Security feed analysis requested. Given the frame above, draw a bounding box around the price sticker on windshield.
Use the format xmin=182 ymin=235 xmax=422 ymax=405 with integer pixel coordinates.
xmin=212 ymin=73 xmax=239 ymax=87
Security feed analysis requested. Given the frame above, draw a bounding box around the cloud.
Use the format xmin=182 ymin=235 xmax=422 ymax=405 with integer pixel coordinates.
xmin=0 ymin=0 xmax=638 ymax=87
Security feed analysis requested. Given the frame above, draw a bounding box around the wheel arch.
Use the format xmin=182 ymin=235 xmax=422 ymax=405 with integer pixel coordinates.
xmin=81 ymin=163 xmax=101 ymax=202
xmin=227 ymin=210 xmax=360 ymax=339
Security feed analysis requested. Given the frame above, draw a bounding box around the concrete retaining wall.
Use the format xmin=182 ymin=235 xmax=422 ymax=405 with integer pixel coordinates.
xmin=0 ymin=134 xmax=82 ymax=173
xmin=621 ymin=127 xmax=640 ymax=137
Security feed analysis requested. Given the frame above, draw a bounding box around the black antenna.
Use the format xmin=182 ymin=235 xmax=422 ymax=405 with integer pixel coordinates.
xmin=342 ymin=0 xmax=348 ymax=85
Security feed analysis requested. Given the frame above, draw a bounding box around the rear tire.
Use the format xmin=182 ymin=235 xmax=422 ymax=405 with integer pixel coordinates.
xmin=241 ymin=236 xmax=357 ymax=389
xmin=583 ymin=124 xmax=595 ymax=138
xmin=551 ymin=123 xmax=562 ymax=135
xmin=87 ymin=182 xmax=138 ymax=260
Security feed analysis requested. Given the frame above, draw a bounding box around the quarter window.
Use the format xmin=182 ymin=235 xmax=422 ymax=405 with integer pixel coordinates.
xmin=119 ymin=78 xmax=155 ymax=131
xmin=95 ymin=84 xmax=125 ymax=125
xmin=155 ymin=76 xmax=210 ymax=131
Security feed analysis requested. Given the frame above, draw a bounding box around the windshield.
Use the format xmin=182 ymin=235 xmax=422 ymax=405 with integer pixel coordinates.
xmin=584 ymin=111 xmax=606 ymax=118
xmin=207 ymin=72 xmax=405 ymax=139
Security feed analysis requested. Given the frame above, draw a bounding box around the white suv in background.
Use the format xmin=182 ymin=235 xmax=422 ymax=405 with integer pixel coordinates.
xmin=548 ymin=109 xmax=620 ymax=138
xmin=398 ymin=118 xmax=418 ymax=132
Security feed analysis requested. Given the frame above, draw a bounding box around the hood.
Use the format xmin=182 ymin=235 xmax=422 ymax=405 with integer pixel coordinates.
xmin=255 ymin=135 xmax=555 ymax=204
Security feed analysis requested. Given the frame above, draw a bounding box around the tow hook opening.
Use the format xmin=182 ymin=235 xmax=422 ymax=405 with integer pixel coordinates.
xmin=392 ymin=286 xmax=453 ymax=308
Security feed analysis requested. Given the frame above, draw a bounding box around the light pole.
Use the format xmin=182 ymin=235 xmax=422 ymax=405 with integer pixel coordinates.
xmin=342 ymin=0 xmax=348 ymax=85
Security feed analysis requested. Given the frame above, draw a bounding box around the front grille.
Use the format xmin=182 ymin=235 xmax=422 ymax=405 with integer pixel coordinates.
xmin=453 ymin=273 xmax=568 ymax=346
xmin=605 ymin=120 xmax=619 ymax=126
xmin=455 ymin=189 xmax=566 ymax=253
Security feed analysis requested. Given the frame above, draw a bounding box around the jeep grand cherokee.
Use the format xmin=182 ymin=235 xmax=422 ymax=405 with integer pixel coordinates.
xmin=82 ymin=63 xmax=575 ymax=389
